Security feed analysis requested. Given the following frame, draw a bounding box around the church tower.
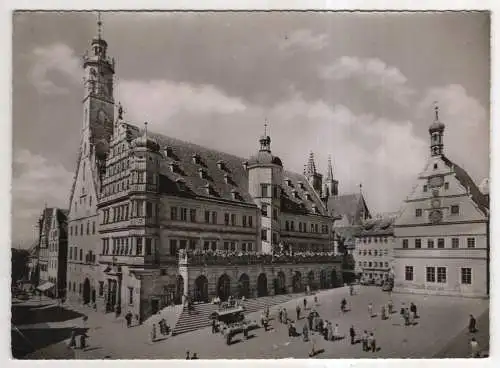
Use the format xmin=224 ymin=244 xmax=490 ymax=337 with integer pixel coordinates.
xmin=304 ymin=151 xmax=323 ymax=195
xmin=429 ymin=103 xmax=445 ymax=157
xmin=323 ymin=155 xmax=338 ymax=198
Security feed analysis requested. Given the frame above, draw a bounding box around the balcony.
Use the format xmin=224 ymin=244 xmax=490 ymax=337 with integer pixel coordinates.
xmin=184 ymin=250 xmax=341 ymax=266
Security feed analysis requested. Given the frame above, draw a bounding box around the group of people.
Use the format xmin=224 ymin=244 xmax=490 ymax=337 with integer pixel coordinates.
xmin=150 ymin=318 xmax=171 ymax=342
xmin=67 ymin=328 xmax=89 ymax=350
xmin=185 ymin=351 xmax=199 ymax=359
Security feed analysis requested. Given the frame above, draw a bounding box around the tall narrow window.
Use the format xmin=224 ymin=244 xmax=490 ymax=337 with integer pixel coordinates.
xmin=437 ymin=238 xmax=445 ymax=248
xmin=467 ymin=238 xmax=476 ymax=248
xmin=261 ymin=184 xmax=269 ymax=198
xmin=452 ymin=238 xmax=459 ymax=248
xmin=190 ymin=209 xmax=196 ymax=222
xmin=461 ymin=268 xmax=472 ymax=284
xmin=437 ymin=267 xmax=447 ymax=283
xmin=405 ymin=266 xmax=413 ymax=281
xmin=426 ymin=267 xmax=436 ymax=282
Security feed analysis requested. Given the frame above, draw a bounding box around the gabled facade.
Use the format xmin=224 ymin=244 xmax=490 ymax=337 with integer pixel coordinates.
xmin=393 ymin=106 xmax=489 ymax=298
xmin=47 ymin=208 xmax=68 ymax=298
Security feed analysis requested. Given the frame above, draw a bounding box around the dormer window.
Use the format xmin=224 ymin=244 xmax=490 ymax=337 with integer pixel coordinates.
xmin=298 ymin=181 xmax=305 ymax=190
xmin=312 ymin=204 xmax=319 ymax=214
xmin=164 ymin=146 xmax=173 ymax=158
xmin=304 ymin=192 xmax=312 ymax=201
xmin=169 ymin=162 xmax=179 ymax=173
xmin=192 ymin=153 xmax=201 ymax=165
xmin=176 ymin=178 xmax=186 ymax=191
xmin=231 ymin=189 xmax=240 ymax=200
xmin=433 ymin=163 xmax=438 ymax=170
xmin=285 ymin=178 xmax=292 ymax=187
xmin=198 ymin=168 xmax=207 ymax=179
xmin=292 ymin=189 xmax=299 ymax=199
xmin=203 ymin=183 xmax=212 ymax=196
xmin=217 ymin=160 xmax=225 ymax=171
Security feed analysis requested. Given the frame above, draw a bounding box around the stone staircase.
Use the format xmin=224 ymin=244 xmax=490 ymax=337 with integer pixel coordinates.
xmin=172 ymin=293 xmax=297 ymax=336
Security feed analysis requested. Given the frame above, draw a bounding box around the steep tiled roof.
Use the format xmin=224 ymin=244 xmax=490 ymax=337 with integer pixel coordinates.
xmin=327 ymin=193 xmax=369 ymax=225
xmin=442 ymin=155 xmax=489 ymax=215
xmin=127 ymin=125 xmax=327 ymax=215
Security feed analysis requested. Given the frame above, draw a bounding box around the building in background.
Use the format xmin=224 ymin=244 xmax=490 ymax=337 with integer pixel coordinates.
xmin=354 ymin=215 xmax=397 ymax=284
xmin=46 ymin=208 xmax=69 ymax=298
xmin=393 ymin=105 xmax=489 ymax=298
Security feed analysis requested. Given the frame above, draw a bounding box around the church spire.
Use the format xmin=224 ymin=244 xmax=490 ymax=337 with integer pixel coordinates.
xmin=429 ymin=101 xmax=445 ymax=157
xmin=305 ymin=151 xmax=317 ymax=177
xmin=326 ymin=155 xmax=334 ymax=181
xmin=259 ymin=119 xmax=271 ymax=152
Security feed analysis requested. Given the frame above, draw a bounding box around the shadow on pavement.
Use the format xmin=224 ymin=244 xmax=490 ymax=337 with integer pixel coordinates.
xmin=12 ymin=326 xmax=88 ymax=359
xmin=12 ymin=304 xmax=85 ymax=325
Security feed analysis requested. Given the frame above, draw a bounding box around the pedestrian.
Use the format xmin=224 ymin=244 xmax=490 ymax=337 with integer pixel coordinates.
xmin=388 ymin=300 xmax=393 ymax=314
xmin=410 ymin=302 xmax=418 ymax=319
xmin=243 ymin=321 xmax=249 ymax=340
xmin=283 ymin=308 xmax=288 ymax=324
xmin=361 ymin=330 xmax=368 ymax=351
xmin=151 ymin=323 xmax=157 ymax=343
xmin=327 ymin=321 xmax=333 ymax=341
xmin=191 ymin=353 xmax=199 ymax=360
xmin=296 ymin=304 xmax=301 ymax=320
xmin=308 ymin=312 xmax=313 ymax=330
xmin=368 ymin=303 xmax=373 ymax=317
xmin=265 ymin=306 xmax=270 ymax=319
xmin=333 ymin=323 xmax=341 ymax=340
xmin=349 ymin=325 xmax=356 ymax=345
xmin=469 ymin=314 xmax=477 ymax=333
xmin=125 ymin=311 xmax=133 ymax=328
xmin=470 ymin=337 xmax=480 ymax=358
xmin=404 ymin=308 xmax=410 ymax=326
xmin=303 ymin=322 xmax=309 ymax=342
xmin=349 ymin=284 xmax=354 ymax=296
xmin=261 ymin=312 xmax=268 ymax=331
xmin=80 ymin=332 xmax=88 ymax=351
xmin=381 ymin=305 xmax=386 ymax=320
xmin=212 ymin=318 xmax=217 ymax=334
xmin=308 ymin=335 xmax=317 ymax=357
xmin=303 ymin=297 xmax=307 ymax=310
xmin=314 ymin=295 xmax=318 ymax=305
xmin=279 ymin=308 xmax=283 ymax=323
xmin=185 ymin=351 xmax=190 ymax=360
xmin=368 ymin=332 xmax=376 ymax=352
xmin=341 ymin=298 xmax=347 ymax=312
xmin=68 ymin=329 xmax=77 ymax=349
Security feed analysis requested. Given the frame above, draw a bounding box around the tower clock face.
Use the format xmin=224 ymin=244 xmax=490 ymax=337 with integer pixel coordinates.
xmin=428 ymin=175 xmax=444 ymax=188
xmin=429 ymin=209 xmax=443 ymax=224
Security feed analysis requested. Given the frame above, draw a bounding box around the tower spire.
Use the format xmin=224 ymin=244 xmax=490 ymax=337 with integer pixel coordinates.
xmin=97 ymin=11 xmax=103 ymax=39
xmin=434 ymin=100 xmax=439 ymax=121
xmin=326 ymin=155 xmax=334 ymax=181
xmin=306 ymin=151 xmax=317 ymax=176
xmin=429 ymin=101 xmax=445 ymax=156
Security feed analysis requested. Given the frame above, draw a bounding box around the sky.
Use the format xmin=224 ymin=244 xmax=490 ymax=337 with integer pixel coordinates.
xmin=11 ymin=11 xmax=490 ymax=247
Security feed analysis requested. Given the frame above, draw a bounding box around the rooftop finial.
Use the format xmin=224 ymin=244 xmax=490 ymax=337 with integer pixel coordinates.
xmin=97 ymin=11 xmax=103 ymax=39
xmin=118 ymin=102 xmax=123 ymax=120
xmin=434 ymin=101 xmax=439 ymax=121
xmin=264 ymin=118 xmax=268 ymax=137
xmin=359 ymin=183 xmax=363 ymax=193
xmin=144 ymin=122 xmax=148 ymax=136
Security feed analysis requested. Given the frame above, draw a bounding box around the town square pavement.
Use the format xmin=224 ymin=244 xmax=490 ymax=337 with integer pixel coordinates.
xmin=59 ymin=285 xmax=489 ymax=359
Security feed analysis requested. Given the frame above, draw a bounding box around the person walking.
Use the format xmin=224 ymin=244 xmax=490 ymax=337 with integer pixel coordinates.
xmin=368 ymin=332 xmax=376 ymax=352
xmin=125 ymin=311 xmax=133 ymax=328
xmin=279 ymin=308 xmax=283 ymax=324
xmin=68 ymin=329 xmax=77 ymax=349
xmin=361 ymin=330 xmax=368 ymax=351
xmin=470 ymin=337 xmax=480 ymax=358
xmin=308 ymin=312 xmax=314 ymax=331
xmin=404 ymin=308 xmax=410 ymax=326
xmin=151 ymin=323 xmax=157 ymax=343
xmin=349 ymin=325 xmax=356 ymax=345
xmin=212 ymin=318 xmax=217 ymax=334
xmin=341 ymin=298 xmax=347 ymax=313
xmin=349 ymin=284 xmax=354 ymax=296
xmin=303 ymin=297 xmax=308 ymax=310
xmin=469 ymin=314 xmax=477 ymax=333
xmin=387 ymin=300 xmax=393 ymax=314
xmin=191 ymin=353 xmax=199 ymax=359
xmin=296 ymin=304 xmax=301 ymax=320
xmin=333 ymin=323 xmax=341 ymax=340
xmin=381 ymin=305 xmax=386 ymax=320
xmin=327 ymin=321 xmax=333 ymax=341
xmin=303 ymin=322 xmax=309 ymax=342
xmin=283 ymin=308 xmax=288 ymax=324
xmin=185 ymin=351 xmax=190 ymax=360
xmin=80 ymin=331 xmax=88 ymax=351
xmin=410 ymin=302 xmax=418 ymax=319
xmin=368 ymin=303 xmax=373 ymax=318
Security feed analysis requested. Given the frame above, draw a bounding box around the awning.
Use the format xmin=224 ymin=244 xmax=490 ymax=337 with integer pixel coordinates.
xmin=36 ymin=282 xmax=54 ymax=291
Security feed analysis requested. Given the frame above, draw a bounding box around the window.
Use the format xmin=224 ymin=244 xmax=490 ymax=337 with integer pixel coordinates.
xmin=203 ymin=241 xmax=210 ymax=251
xmin=413 ymin=238 xmax=421 ymax=248
xmin=415 ymin=209 xmax=422 ymax=217
xmin=261 ymin=229 xmax=268 ymax=241
xmin=180 ymin=208 xmax=187 ymax=221
xmin=80 ymin=224 xmax=83 ymax=236
xmin=230 ymin=242 xmax=236 ymax=251
xmin=224 ymin=213 xmax=230 ymax=226
xmin=99 ymin=281 xmax=104 ymax=296
xmin=136 ymin=238 xmax=143 ymax=255
xmin=423 ymin=185 xmax=428 ymax=192
xmin=189 ymin=239 xmax=197 ymax=250
xmin=385 ymin=262 xmax=389 ymax=268
xmin=261 ymin=204 xmax=268 ymax=217
xmin=242 ymin=243 xmax=247 ymax=252
xmin=426 ymin=267 xmax=436 ymax=282
xmin=92 ymin=221 xmax=95 ymax=234
xmin=433 ymin=163 xmax=438 ymax=170
xmin=427 ymin=239 xmax=434 ymax=248
xmin=467 ymin=238 xmax=476 ymax=248
xmin=273 ymin=208 xmax=278 ymax=221
xmin=190 ymin=209 xmax=196 ymax=222
xmin=128 ymin=287 xmax=134 ymax=305
xmin=242 ymin=215 xmax=247 ymax=227
xmin=169 ymin=239 xmax=177 ymax=256
xmin=211 ymin=241 xmax=217 ymax=251
xmin=70 ymin=226 xmax=73 ymax=236
xmin=204 ymin=211 xmax=210 ymax=223
xmin=171 ymin=207 xmax=178 ymax=221
xmin=261 ymin=184 xmax=269 ymax=198
xmin=437 ymin=267 xmax=447 ymax=283
xmin=273 ymin=185 xmax=278 ymax=199
xmin=231 ymin=214 xmax=236 ymax=226
xmin=79 ymin=249 xmax=83 ymax=261
xmin=450 ymin=205 xmax=459 ymax=215
xmin=145 ymin=238 xmax=152 ymax=256
xmin=179 ymin=240 xmax=187 ymax=250
xmin=374 ymin=250 xmax=378 ymax=256
xmin=402 ymin=239 xmax=408 ymax=248
xmin=444 ymin=182 xmax=449 ymax=190
xmin=461 ymin=268 xmax=472 ymax=285
xmin=437 ymin=238 xmax=445 ymax=248
xmin=368 ymin=262 xmax=372 ymax=267
xmin=211 ymin=212 xmax=217 ymax=224
xmin=248 ymin=216 xmax=253 ymax=228
xmin=452 ymin=238 xmax=459 ymax=248
xmin=290 ymin=221 xmax=295 ymax=231
xmin=405 ymin=266 xmax=414 ymax=281
xmin=299 ymin=223 xmax=302 ymax=232
xmin=272 ymin=232 xmax=278 ymax=245
xmin=247 ymin=242 xmax=253 ymax=251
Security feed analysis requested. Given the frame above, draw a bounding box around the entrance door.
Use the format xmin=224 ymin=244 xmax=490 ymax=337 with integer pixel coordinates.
xmin=194 ymin=275 xmax=209 ymax=303
xmin=176 ymin=275 xmax=184 ymax=304
xmin=83 ymin=278 xmax=91 ymax=305
xmin=257 ymin=273 xmax=268 ymax=297
xmin=151 ymin=298 xmax=160 ymax=314
xmin=292 ymin=272 xmax=302 ymax=293
xmin=238 ymin=274 xmax=250 ymax=299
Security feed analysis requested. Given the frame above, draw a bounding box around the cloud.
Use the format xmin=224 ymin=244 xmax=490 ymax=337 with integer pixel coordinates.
xmin=280 ymin=29 xmax=329 ymax=51
xmin=418 ymin=84 xmax=489 ymax=182
xmin=12 ymin=149 xmax=74 ymax=244
xmin=29 ymin=43 xmax=83 ymax=94
xmin=320 ymin=56 xmax=416 ymax=105
xmin=116 ymin=80 xmax=247 ymax=125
